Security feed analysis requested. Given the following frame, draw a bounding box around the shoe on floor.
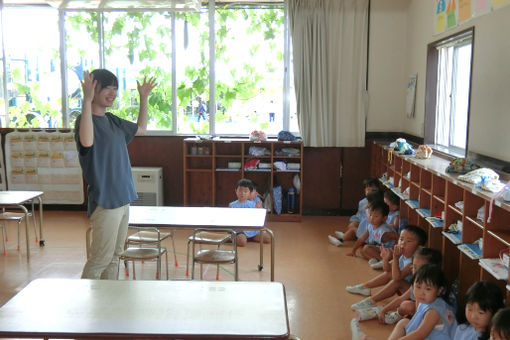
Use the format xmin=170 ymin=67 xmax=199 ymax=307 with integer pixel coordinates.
xmin=368 ymin=258 xmax=379 ymax=265
xmin=328 ymin=235 xmax=343 ymax=246
xmin=351 ymin=297 xmax=377 ymax=310
xmin=334 ymin=231 xmax=345 ymax=239
xmin=346 ymin=284 xmax=371 ymax=296
xmin=356 ymin=306 xmax=382 ymax=321
xmin=370 ymin=259 xmax=384 ymax=270
xmin=350 ymin=318 xmax=366 ymax=340
xmin=385 ymin=311 xmax=402 ymax=324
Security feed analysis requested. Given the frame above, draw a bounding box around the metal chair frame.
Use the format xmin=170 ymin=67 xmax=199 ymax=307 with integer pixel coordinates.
xmin=185 ymin=230 xmax=232 ymax=279
xmin=119 ymin=226 xmax=169 ymax=280
xmin=191 ymin=228 xmax=238 ymax=281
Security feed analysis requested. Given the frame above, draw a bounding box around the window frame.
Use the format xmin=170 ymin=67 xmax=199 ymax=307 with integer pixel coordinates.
xmin=0 ymin=1 xmax=295 ymax=137
xmin=424 ymin=27 xmax=474 ymax=158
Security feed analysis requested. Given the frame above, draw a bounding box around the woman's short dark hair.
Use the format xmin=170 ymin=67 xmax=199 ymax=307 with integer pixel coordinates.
xmin=91 ymin=69 xmax=118 ymax=90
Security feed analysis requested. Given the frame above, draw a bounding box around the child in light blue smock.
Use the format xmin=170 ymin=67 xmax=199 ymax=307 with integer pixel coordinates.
xmin=453 ymin=281 xmax=504 ymax=340
xmin=384 ymin=190 xmax=400 ymax=232
xmin=347 ymin=201 xmax=398 ymax=261
xmin=328 ymin=177 xmax=380 ymax=246
xmin=229 ymin=178 xmax=269 ymax=247
xmin=389 ymin=264 xmax=456 ymax=340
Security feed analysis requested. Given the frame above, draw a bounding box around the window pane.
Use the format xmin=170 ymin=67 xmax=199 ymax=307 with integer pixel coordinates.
xmin=450 ymin=44 xmax=471 ymax=149
xmin=4 ymin=7 xmax=62 ymax=128
xmin=214 ymin=7 xmax=284 ymax=135
xmin=103 ymin=11 xmax=173 ymax=130
xmin=65 ymin=11 xmax=101 ymax=128
xmin=175 ymin=10 xmax=210 ymax=134
xmin=0 ymin=13 xmax=5 ymax=127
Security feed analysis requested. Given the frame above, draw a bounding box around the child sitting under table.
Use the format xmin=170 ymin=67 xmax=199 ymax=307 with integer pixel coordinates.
xmin=229 ymin=178 xmax=270 ymax=247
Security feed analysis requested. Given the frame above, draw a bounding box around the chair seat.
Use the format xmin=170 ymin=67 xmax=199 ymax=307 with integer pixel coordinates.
xmin=128 ymin=231 xmax=172 ymax=243
xmin=189 ymin=231 xmax=232 ymax=244
xmin=121 ymin=247 xmax=167 ymax=260
xmin=194 ymin=249 xmax=236 ymax=264
xmin=0 ymin=212 xmax=27 ymax=221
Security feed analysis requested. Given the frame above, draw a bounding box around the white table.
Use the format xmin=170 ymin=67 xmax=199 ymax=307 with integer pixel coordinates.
xmin=0 ymin=278 xmax=290 ymax=339
xmin=0 ymin=190 xmax=44 ymax=260
xmin=129 ymin=206 xmax=275 ymax=280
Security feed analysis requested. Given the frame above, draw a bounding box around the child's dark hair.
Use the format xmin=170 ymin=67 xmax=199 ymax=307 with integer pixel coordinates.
xmin=414 ymin=247 xmax=442 ymax=266
xmin=91 ymin=69 xmax=119 ymax=90
xmin=402 ymin=225 xmax=427 ymax=246
xmin=384 ymin=190 xmax=400 ymax=207
xmin=236 ymin=178 xmax=253 ymax=191
xmin=366 ymin=190 xmax=384 ymax=205
xmin=363 ymin=177 xmax=380 ymax=189
xmin=456 ymin=281 xmax=504 ymax=338
xmin=369 ymin=200 xmax=389 ymax=217
xmin=413 ymin=264 xmax=448 ymax=297
xmin=492 ymin=307 xmax=510 ymax=340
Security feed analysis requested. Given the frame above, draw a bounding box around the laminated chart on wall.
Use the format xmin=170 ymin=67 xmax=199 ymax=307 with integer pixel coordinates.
xmin=4 ymin=130 xmax=84 ymax=204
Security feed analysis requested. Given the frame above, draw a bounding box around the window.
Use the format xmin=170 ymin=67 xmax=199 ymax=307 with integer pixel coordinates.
xmin=0 ymin=1 xmax=296 ymax=136
xmin=425 ymin=29 xmax=473 ymax=156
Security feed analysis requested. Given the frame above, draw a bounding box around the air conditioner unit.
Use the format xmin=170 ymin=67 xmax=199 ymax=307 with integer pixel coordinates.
xmin=131 ymin=167 xmax=163 ymax=206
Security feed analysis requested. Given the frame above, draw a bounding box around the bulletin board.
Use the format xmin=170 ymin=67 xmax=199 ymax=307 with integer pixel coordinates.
xmin=4 ymin=130 xmax=84 ymax=204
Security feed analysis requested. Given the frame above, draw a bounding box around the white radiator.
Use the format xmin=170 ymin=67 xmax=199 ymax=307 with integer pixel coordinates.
xmin=131 ymin=167 xmax=163 ymax=206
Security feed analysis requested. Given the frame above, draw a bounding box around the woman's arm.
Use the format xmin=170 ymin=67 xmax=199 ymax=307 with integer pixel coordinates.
xmin=78 ymin=71 xmax=96 ymax=147
xmin=136 ymin=76 xmax=157 ymax=136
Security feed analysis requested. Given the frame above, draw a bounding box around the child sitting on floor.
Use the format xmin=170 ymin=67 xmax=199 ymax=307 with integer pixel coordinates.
xmin=331 ymin=190 xmax=384 ymax=247
xmin=347 ymin=225 xmax=427 ymax=312
xmin=384 ymin=190 xmax=400 ymax=232
xmin=353 ymin=264 xmax=456 ymax=340
xmin=329 ymin=177 xmax=380 ymax=246
xmin=346 ymin=201 xmax=398 ymax=261
xmin=229 ymin=178 xmax=270 ymax=247
xmin=453 ymin=281 xmax=504 ymax=340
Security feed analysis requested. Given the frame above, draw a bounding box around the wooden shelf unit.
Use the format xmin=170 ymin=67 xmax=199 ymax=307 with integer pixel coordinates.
xmin=183 ymin=138 xmax=303 ymax=221
xmin=371 ymin=141 xmax=510 ymax=306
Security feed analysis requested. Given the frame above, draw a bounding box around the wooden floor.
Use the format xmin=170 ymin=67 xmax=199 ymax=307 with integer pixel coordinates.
xmin=0 ymin=211 xmax=394 ymax=340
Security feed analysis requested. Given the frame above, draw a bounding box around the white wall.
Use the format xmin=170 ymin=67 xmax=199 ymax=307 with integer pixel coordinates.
xmin=367 ymin=0 xmax=409 ymax=132
xmin=369 ymin=0 xmax=510 ymax=162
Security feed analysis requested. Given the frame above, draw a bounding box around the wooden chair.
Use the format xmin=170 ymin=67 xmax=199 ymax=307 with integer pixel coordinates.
xmin=191 ymin=228 xmax=238 ymax=281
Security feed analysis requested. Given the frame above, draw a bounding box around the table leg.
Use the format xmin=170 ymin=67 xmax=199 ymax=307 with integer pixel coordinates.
xmin=258 ymin=230 xmax=264 ymax=271
xmin=19 ymin=205 xmax=30 ymax=261
xmin=261 ymin=228 xmax=275 ymax=281
xmin=37 ymin=197 xmax=44 ymax=246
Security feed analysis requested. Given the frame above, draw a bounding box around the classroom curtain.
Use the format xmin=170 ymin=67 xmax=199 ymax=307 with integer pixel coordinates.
xmin=288 ymin=0 xmax=369 ymax=147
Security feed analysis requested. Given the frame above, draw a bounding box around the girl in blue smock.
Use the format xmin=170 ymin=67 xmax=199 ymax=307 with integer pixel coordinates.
xmin=453 ymin=281 xmax=504 ymax=340
xmin=388 ymin=264 xmax=456 ymax=340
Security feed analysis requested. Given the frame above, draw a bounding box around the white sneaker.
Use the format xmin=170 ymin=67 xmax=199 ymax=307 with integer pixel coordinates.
xmin=346 ymin=284 xmax=371 ymax=296
xmin=385 ymin=311 xmax=402 ymax=325
xmin=350 ymin=318 xmax=366 ymax=340
xmin=328 ymin=235 xmax=343 ymax=246
xmin=351 ymin=297 xmax=377 ymax=310
xmin=368 ymin=258 xmax=379 ymax=265
xmin=356 ymin=306 xmax=382 ymax=321
xmin=370 ymin=260 xmax=384 ymax=269
xmin=334 ymin=231 xmax=345 ymax=239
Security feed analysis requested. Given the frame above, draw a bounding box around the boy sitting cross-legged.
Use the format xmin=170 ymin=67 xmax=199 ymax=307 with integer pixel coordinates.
xmin=347 ymin=225 xmax=427 ymax=312
xmin=346 ymin=200 xmax=398 ymax=262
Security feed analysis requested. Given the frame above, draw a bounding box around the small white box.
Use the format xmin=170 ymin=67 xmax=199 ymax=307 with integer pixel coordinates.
xmin=259 ymin=163 xmax=271 ymax=169
xmin=287 ymin=163 xmax=300 ymax=170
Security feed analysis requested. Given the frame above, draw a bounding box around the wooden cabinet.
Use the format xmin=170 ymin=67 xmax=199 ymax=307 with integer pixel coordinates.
xmin=371 ymin=141 xmax=510 ymax=306
xmin=183 ymin=138 xmax=303 ymax=221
